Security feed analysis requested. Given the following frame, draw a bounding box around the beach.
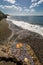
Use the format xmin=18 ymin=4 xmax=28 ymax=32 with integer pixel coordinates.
xmin=6 ymin=17 xmax=43 ymax=65
xmin=0 ymin=19 xmax=12 ymax=43
xmin=0 ymin=17 xmax=43 ymax=65
xmin=0 ymin=0 xmax=43 ymax=63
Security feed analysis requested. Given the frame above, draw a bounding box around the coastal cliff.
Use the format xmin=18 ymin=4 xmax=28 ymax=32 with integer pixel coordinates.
xmin=0 ymin=11 xmax=7 ymax=20
xmin=0 ymin=11 xmax=43 ymax=65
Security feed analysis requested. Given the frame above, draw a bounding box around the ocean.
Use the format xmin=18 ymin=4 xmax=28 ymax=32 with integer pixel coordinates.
xmin=7 ymin=16 xmax=43 ymax=36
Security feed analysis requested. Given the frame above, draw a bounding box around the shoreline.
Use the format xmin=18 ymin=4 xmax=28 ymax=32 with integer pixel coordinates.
xmin=0 ymin=18 xmax=43 ymax=65
xmin=7 ymin=16 xmax=43 ymax=36
xmin=6 ymin=17 xmax=43 ymax=40
xmin=6 ymin=18 xmax=23 ymax=41
xmin=6 ymin=18 xmax=43 ymax=65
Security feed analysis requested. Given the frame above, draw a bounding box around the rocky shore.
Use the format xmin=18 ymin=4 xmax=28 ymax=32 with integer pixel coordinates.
xmin=0 ymin=18 xmax=43 ymax=65
xmin=0 ymin=11 xmax=7 ymax=20
xmin=5 ymin=19 xmax=43 ymax=65
xmin=0 ymin=41 xmax=42 ymax=65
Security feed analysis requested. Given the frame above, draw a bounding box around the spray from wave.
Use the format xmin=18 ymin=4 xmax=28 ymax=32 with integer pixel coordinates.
xmin=7 ymin=16 xmax=43 ymax=36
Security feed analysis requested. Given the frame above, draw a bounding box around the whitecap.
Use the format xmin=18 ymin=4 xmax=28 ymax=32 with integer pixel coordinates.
xmin=7 ymin=17 xmax=43 ymax=36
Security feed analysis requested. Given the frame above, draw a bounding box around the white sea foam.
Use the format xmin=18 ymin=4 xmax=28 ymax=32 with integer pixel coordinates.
xmin=7 ymin=17 xmax=43 ymax=36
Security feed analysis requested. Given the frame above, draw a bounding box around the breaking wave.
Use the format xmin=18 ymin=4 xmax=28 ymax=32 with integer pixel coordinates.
xmin=7 ymin=16 xmax=43 ymax=36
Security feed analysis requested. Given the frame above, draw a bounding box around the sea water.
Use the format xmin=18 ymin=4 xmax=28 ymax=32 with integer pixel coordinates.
xmin=7 ymin=16 xmax=43 ymax=36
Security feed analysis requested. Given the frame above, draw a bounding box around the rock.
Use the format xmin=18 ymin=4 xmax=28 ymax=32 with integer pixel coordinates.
xmin=0 ymin=11 xmax=7 ymax=20
xmin=15 ymin=30 xmax=43 ymax=42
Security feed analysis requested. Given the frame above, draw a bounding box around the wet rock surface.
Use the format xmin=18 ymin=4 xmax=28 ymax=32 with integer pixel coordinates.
xmin=11 ymin=30 xmax=43 ymax=65
xmin=0 ymin=42 xmax=41 ymax=65
xmin=2 ymin=22 xmax=43 ymax=65
xmin=0 ymin=19 xmax=43 ymax=65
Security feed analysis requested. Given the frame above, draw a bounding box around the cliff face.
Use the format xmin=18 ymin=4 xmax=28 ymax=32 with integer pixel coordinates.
xmin=0 ymin=11 xmax=7 ymax=20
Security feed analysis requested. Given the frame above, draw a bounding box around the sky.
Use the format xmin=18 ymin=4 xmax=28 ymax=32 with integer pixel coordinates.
xmin=0 ymin=0 xmax=43 ymax=16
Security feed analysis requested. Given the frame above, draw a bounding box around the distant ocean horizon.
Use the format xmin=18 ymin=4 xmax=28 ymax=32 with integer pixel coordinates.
xmin=7 ymin=16 xmax=43 ymax=36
